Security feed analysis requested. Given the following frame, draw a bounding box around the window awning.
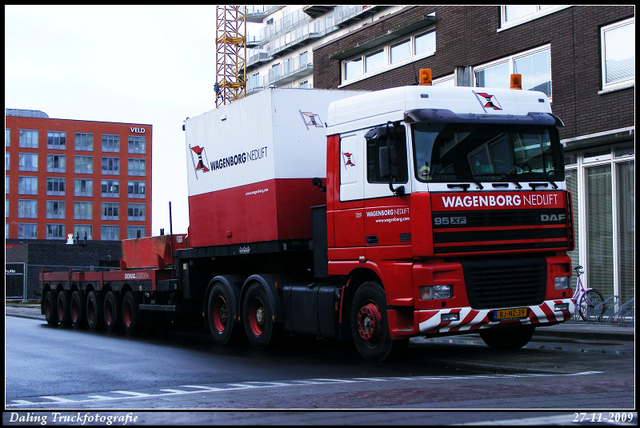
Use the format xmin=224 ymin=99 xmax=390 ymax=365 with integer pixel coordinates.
xmin=329 ymin=14 xmax=436 ymax=60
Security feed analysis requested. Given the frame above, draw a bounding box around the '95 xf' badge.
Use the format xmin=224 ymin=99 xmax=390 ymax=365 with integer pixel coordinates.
xmin=434 ymin=216 xmax=467 ymax=226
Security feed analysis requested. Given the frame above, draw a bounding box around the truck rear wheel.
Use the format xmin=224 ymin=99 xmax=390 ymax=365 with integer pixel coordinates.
xmin=56 ymin=291 xmax=72 ymax=327
xmin=43 ymin=290 xmax=58 ymax=326
xmin=104 ymin=291 xmax=122 ymax=332
xmin=122 ymin=291 xmax=140 ymax=334
xmin=86 ymin=290 xmax=103 ymax=330
xmin=242 ymin=283 xmax=277 ymax=350
xmin=208 ymin=283 xmax=238 ymax=345
xmin=351 ymin=282 xmax=406 ymax=362
xmin=70 ymin=290 xmax=86 ymax=329
xmin=479 ymin=326 xmax=535 ymax=350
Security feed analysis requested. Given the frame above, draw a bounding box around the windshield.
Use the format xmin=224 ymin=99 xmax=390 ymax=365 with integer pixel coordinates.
xmin=412 ymin=122 xmax=564 ymax=183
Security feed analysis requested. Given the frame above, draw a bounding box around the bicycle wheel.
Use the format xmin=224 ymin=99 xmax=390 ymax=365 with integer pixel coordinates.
xmin=579 ymin=289 xmax=605 ymax=322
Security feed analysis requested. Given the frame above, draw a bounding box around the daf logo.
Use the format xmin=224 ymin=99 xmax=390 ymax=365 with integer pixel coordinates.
xmin=541 ymin=214 xmax=566 ymax=222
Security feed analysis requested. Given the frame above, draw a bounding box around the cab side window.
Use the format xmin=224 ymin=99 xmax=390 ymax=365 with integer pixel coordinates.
xmin=365 ymin=124 xmax=408 ymax=184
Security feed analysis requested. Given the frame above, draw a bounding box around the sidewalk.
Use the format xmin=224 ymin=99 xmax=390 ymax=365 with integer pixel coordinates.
xmin=6 ymin=302 xmax=634 ymax=342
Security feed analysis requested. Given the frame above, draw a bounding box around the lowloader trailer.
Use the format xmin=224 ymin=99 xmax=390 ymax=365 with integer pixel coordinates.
xmin=41 ymin=72 xmax=576 ymax=361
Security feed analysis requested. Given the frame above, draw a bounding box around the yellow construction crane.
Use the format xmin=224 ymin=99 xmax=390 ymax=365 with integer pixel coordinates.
xmin=215 ymin=5 xmax=247 ymax=108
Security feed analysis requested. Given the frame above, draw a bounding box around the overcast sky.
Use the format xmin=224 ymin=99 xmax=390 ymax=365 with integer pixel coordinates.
xmin=5 ymin=5 xmax=254 ymax=235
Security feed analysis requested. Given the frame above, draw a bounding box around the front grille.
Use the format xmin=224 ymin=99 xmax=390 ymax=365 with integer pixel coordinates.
xmin=462 ymin=257 xmax=547 ymax=309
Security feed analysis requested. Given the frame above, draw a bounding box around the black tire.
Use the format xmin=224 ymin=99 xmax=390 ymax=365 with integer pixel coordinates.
xmin=43 ymin=290 xmax=59 ymax=326
xmin=122 ymin=291 xmax=141 ymax=335
xmin=208 ymin=283 xmax=239 ymax=345
xmin=242 ymin=283 xmax=277 ymax=350
xmin=86 ymin=290 xmax=103 ymax=330
xmin=56 ymin=291 xmax=72 ymax=327
xmin=350 ymin=281 xmax=406 ymax=362
xmin=479 ymin=326 xmax=535 ymax=350
xmin=104 ymin=291 xmax=122 ymax=332
xmin=70 ymin=290 xmax=86 ymax=329
xmin=579 ymin=289 xmax=605 ymax=322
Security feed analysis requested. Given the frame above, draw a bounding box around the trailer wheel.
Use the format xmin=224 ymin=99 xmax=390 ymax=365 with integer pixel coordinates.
xmin=208 ymin=283 xmax=238 ymax=345
xmin=56 ymin=291 xmax=72 ymax=327
xmin=70 ymin=290 xmax=86 ymax=329
xmin=43 ymin=290 xmax=58 ymax=326
xmin=242 ymin=283 xmax=277 ymax=350
xmin=122 ymin=291 xmax=140 ymax=334
xmin=86 ymin=291 xmax=103 ymax=330
xmin=479 ymin=326 xmax=535 ymax=350
xmin=351 ymin=281 xmax=405 ymax=362
xmin=104 ymin=291 xmax=122 ymax=332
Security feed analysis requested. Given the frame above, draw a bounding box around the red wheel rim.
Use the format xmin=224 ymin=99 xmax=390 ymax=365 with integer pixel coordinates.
xmin=357 ymin=302 xmax=382 ymax=341
xmin=248 ymin=297 xmax=266 ymax=337
xmin=211 ymin=295 xmax=228 ymax=333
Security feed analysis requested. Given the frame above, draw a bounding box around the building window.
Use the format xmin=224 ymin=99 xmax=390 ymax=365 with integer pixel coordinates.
xmin=500 ymin=6 xmax=570 ymax=30
xmin=18 ymin=176 xmax=38 ymax=195
xmin=17 ymin=199 xmax=38 ymax=218
xmin=18 ymin=153 xmax=38 ymax=171
xmin=19 ymin=130 xmax=38 ymax=148
xmin=6 ymin=128 xmax=10 ymax=147
xmin=74 ymin=178 xmax=93 ymax=197
xmin=474 ymin=45 xmax=552 ymax=98
xmin=128 ymin=136 xmax=146 ymax=154
xmin=127 ymin=203 xmax=145 ymax=221
xmin=46 ymin=177 xmax=65 ymax=196
xmin=342 ymin=29 xmax=436 ymax=85
xmin=5 ymin=199 xmax=8 ymax=217
xmin=47 ymin=131 xmax=66 ymax=149
xmin=74 ymin=225 xmax=92 ymax=241
xmin=101 ymin=225 xmax=120 ymax=241
xmin=601 ymin=18 xmax=634 ymax=91
xmin=75 ymin=133 xmax=94 ymax=151
xmin=127 ymin=225 xmax=146 ymax=239
xmin=46 ymin=154 xmax=66 ymax=173
xmin=5 ymin=176 xmax=9 ymax=194
xmin=127 ymin=158 xmax=146 ymax=176
xmin=127 ymin=181 xmax=146 ymax=199
xmin=74 ymin=155 xmax=93 ymax=174
xmin=17 ymin=223 xmax=37 ymax=239
xmin=74 ymin=202 xmax=93 ymax=220
xmin=102 ymin=134 xmax=120 ymax=152
xmin=46 ymin=224 xmax=65 ymax=240
xmin=101 ymin=202 xmax=119 ymax=220
xmin=101 ymin=157 xmax=120 ymax=175
xmin=101 ymin=179 xmax=120 ymax=198
xmin=46 ymin=201 xmax=66 ymax=219
xmin=5 ymin=152 xmax=9 ymax=170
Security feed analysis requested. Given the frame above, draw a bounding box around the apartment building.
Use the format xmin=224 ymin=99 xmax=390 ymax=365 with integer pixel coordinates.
xmin=5 ymin=110 xmax=152 ymax=243
xmin=308 ymin=5 xmax=634 ymax=303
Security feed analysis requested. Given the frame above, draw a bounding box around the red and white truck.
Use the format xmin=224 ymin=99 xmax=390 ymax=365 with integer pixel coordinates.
xmin=40 ymin=73 xmax=576 ymax=361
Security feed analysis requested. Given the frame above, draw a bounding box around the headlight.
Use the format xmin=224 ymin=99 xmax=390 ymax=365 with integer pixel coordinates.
xmin=420 ymin=285 xmax=453 ymax=300
xmin=554 ymin=276 xmax=571 ymax=290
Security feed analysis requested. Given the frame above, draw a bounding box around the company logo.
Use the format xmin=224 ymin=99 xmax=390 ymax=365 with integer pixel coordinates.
xmin=130 ymin=127 xmax=146 ymax=134
xmin=343 ymin=152 xmax=355 ymax=167
xmin=190 ymin=145 xmax=210 ymax=179
xmin=473 ymin=91 xmax=502 ymax=111
xmin=541 ymin=213 xmax=566 ymax=222
xmin=300 ymin=110 xmax=324 ymax=129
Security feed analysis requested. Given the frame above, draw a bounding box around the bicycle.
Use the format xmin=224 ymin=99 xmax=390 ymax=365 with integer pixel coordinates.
xmin=572 ymin=265 xmax=605 ymax=322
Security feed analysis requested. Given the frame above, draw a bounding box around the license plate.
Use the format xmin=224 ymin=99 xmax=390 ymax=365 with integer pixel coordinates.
xmin=494 ymin=307 xmax=528 ymax=320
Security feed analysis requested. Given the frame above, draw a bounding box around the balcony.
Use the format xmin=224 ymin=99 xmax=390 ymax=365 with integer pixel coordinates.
xmin=334 ymin=5 xmax=386 ymax=28
xmin=246 ymin=5 xmax=285 ymax=23
xmin=303 ymin=6 xmax=335 ymax=19
xmin=268 ymin=54 xmax=313 ymax=87
xmin=268 ymin=14 xmax=336 ymax=57
xmin=246 ymin=49 xmax=270 ymax=71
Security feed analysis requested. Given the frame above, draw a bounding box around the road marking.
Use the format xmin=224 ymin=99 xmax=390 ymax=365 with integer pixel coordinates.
xmin=6 ymin=371 xmax=605 ymax=408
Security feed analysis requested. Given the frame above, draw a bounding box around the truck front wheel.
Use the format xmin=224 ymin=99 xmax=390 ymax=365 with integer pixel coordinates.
xmin=208 ymin=283 xmax=238 ymax=345
xmin=351 ymin=282 xmax=407 ymax=362
xmin=479 ymin=326 xmax=535 ymax=350
xmin=242 ymin=283 xmax=277 ymax=350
